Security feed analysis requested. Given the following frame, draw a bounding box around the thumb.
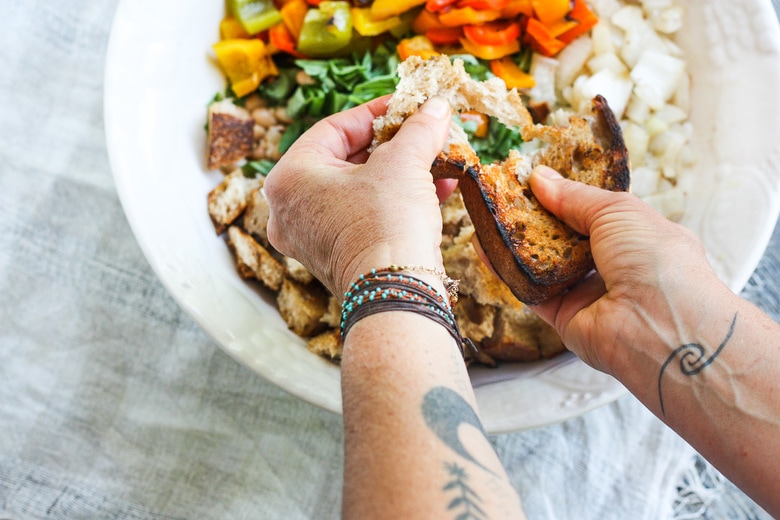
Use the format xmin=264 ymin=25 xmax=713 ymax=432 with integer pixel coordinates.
xmin=374 ymin=96 xmax=452 ymax=172
xmin=529 ymin=165 xmax=626 ymax=237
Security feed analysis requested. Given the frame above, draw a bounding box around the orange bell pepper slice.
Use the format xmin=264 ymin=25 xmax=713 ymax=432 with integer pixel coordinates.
xmin=463 ymin=20 xmax=520 ymax=46
xmin=544 ymin=18 xmax=578 ymax=38
xmin=269 ymin=22 xmax=308 ymax=58
xmin=459 ymin=37 xmax=519 ymax=60
xmin=531 ymin=0 xmax=570 ymax=24
xmin=558 ymin=0 xmax=599 ymax=44
xmin=455 ymin=0 xmax=510 ymax=10
xmin=439 ymin=7 xmax=502 ymax=27
xmin=425 ymin=0 xmax=458 ymax=13
xmin=397 ymin=35 xmax=440 ymax=61
xmin=490 ymin=56 xmax=535 ymax=89
xmin=458 ymin=111 xmax=489 ymax=138
xmin=413 ymin=8 xmax=449 ymax=33
xmin=280 ymin=0 xmax=309 ymax=39
xmin=500 ymin=0 xmax=533 ymax=17
xmin=524 ymin=17 xmax=565 ymax=56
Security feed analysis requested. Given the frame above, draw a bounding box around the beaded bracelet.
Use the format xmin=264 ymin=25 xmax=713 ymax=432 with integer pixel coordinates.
xmin=340 ymin=269 xmax=471 ymax=357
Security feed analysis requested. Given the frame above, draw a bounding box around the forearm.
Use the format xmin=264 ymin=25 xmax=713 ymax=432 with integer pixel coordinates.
xmin=341 ymin=310 xmax=525 ymax=520
xmin=608 ymin=278 xmax=780 ymax=515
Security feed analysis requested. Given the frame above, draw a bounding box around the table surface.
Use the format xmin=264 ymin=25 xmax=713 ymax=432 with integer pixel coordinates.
xmin=0 ymin=1 xmax=778 ymax=519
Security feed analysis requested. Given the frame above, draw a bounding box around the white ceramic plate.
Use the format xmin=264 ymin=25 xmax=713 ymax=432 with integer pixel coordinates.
xmin=104 ymin=0 xmax=780 ymax=433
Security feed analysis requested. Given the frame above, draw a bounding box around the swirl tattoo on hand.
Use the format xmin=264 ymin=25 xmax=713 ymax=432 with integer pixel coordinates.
xmin=657 ymin=312 xmax=738 ymax=417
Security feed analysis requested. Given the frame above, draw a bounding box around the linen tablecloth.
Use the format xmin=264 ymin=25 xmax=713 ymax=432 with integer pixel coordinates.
xmin=0 ymin=1 xmax=777 ymax=518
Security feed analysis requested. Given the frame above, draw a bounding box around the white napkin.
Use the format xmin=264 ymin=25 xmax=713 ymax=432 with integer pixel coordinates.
xmin=0 ymin=1 xmax=773 ymax=518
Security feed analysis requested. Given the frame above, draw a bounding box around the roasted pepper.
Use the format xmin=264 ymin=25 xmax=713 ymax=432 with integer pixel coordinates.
xmin=463 ymin=20 xmax=521 ymax=46
xmin=425 ymin=27 xmax=463 ymax=45
xmin=490 ymin=56 xmax=535 ymax=89
xmin=459 ymin=37 xmax=519 ymax=60
xmin=530 ymin=0 xmax=570 ymax=24
xmin=213 ymin=38 xmax=278 ymax=97
xmin=500 ymin=0 xmax=534 ymax=17
xmin=228 ymin=0 xmax=283 ymax=35
xmin=524 ymin=17 xmax=565 ymax=56
xmin=370 ymin=0 xmax=426 ymax=21
xmin=351 ymin=7 xmax=403 ymax=36
xmin=220 ymin=16 xmax=251 ymax=40
xmin=296 ymin=1 xmax=352 ymax=57
xmin=458 ymin=111 xmax=489 ymax=138
xmin=439 ymin=7 xmax=502 ymax=27
xmin=280 ymin=0 xmax=309 ymax=39
xmin=396 ymin=35 xmax=440 ymax=61
xmin=558 ymin=0 xmax=599 ymax=44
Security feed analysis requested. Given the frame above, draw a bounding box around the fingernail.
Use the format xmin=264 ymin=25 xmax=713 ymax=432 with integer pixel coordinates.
xmin=533 ymin=165 xmax=562 ymax=180
xmin=420 ymin=96 xmax=450 ymax=118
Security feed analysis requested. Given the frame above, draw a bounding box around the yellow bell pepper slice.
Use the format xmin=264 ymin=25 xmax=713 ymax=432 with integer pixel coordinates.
xmin=370 ymin=0 xmax=426 ymax=21
xmin=351 ymin=7 xmax=403 ymax=36
xmin=219 ymin=16 xmax=251 ymax=40
xmin=212 ymin=39 xmax=278 ymax=97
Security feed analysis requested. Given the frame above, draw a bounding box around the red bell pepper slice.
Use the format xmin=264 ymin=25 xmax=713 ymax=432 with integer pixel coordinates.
xmin=463 ymin=20 xmax=520 ymax=46
xmin=426 ymin=27 xmax=464 ymax=45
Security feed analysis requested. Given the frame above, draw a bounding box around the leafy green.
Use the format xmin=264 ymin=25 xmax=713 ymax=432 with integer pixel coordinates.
xmin=456 ymin=116 xmax=525 ymax=165
xmin=242 ymin=159 xmax=277 ymax=178
xmin=261 ymin=41 xmax=401 ymax=149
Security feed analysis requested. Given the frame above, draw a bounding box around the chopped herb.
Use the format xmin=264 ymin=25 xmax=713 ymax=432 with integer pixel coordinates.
xmin=242 ymin=159 xmax=277 ymax=177
xmin=456 ymin=115 xmax=524 ymax=165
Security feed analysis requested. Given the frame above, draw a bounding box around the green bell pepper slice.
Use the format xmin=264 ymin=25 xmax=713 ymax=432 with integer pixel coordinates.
xmin=296 ymin=1 xmax=353 ymax=58
xmin=229 ymin=0 xmax=283 ymax=35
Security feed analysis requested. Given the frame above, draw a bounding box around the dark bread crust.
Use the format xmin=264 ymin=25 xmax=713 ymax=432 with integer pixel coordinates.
xmin=440 ymin=97 xmax=630 ymax=304
xmin=373 ymin=56 xmax=630 ymax=305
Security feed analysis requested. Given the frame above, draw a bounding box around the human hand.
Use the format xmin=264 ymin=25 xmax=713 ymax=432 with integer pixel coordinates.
xmin=263 ymin=95 xmax=455 ymax=298
xmin=528 ymin=165 xmax=727 ymax=374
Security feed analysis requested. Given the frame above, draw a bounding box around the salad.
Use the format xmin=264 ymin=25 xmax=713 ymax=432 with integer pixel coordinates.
xmin=210 ymin=0 xmax=600 ymax=167
xmin=205 ymin=0 xmax=694 ymax=363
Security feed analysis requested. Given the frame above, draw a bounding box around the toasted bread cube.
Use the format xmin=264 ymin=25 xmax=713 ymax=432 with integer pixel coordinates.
xmin=307 ymin=329 xmax=342 ymax=360
xmin=242 ymin=188 xmax=271 ymax=246
xmin=283 ymin=257 xmax=315 ymax=285
xmin=452 ymin=295 xmax=495 ymax=343
xmin=482 ymin=306 xmax=542 ymax=362
xmin=208 ymin=169 xmax=263 ymax=234
xmin=277 ymin=278 xmax=329 ymax=337
xmin=227 ymin=226 xmax=284 ymax=291
xmin=207 ymin=100 xmax=254 ymax=169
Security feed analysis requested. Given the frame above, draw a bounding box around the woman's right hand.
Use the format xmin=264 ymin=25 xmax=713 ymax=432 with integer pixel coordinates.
xmin=528 ymin=165 xmax=730 ymax=375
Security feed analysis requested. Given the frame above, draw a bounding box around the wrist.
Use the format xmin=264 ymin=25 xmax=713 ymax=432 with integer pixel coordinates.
xmin=336 ymin=244 xmax=448 ymax=301
xmin=607 ymin=270 xmax=736 ymax=396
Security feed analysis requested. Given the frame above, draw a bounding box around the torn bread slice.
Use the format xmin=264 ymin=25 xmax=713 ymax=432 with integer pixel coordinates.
xmin=206 ymin=99 xmax=255 ymax=169
xmin=373 ymin=56 xmax=630 ymax=305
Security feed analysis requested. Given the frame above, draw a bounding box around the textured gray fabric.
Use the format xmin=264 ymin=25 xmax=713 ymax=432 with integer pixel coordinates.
xmin=0 ymin=1 xmax=775 ymax=519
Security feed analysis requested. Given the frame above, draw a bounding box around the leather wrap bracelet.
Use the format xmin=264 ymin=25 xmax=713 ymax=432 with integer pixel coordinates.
xmin=340 ymin=269 xmax=471 ymax=357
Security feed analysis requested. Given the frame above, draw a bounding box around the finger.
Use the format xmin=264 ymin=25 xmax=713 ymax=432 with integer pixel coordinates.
xmin=290 ymin=95 xmax=391 ymax=161
xmin=529 ymin=165 xmax=625 ymax=237
xmin=371 ymin=96 xmax=452 ymax=173
xmin=434 ymin=178 xmax=458 ymax=203
xmin=470 ymin=234 xmax=501 ymax=279
xmin=531 ymin=272 xmax=606 ymax=333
